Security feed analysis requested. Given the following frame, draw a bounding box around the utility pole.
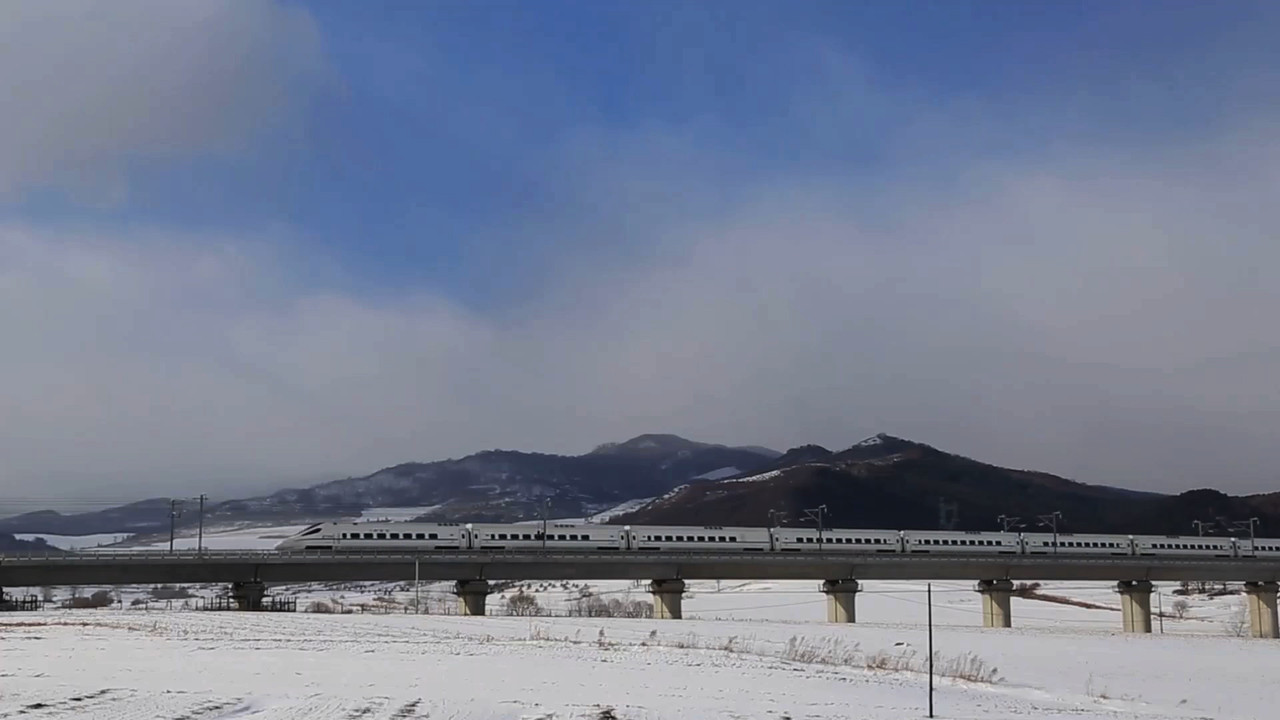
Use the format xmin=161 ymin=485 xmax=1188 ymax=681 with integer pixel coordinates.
xmin=927 ymin=582 xmax=934 ymax=718
xmin=768 ymin=509 xmax=787 ymax=529
xmin=168 ymin=499 xmax=185 ymax=553
xmin=802 ymin=505 xmax=828 ymax=546
xmin=541 ymin=497 xmax=550 ymax=550
xmin=196 ymin=493 xmax=207 ymax=555
xmin=1036 ymin=511 xmax=1062 ymax=554
xmin=997 ymin=515 xmax=1023 ymax=533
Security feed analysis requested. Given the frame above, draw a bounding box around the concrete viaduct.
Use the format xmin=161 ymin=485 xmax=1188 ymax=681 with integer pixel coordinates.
xmin=2 ymin=550 xmax=1277 ymax=638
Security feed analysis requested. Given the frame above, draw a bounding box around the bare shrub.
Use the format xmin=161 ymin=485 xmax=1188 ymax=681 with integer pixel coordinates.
xmin=505 ymin=591 xmax=544 ymax=617
xmin=566 ymin=593 xmax=652 ymax=618
xmin=783 ymin=636 xmax=860 ymax=666
xmin=568 ymin=594 xmax=610 ymax=617
xmin=935 ymin=652 xmax=1000 ymax=683
xmin=865 ymin=649 xmax=915 ymax=672
xmin=149 ymin=584 xmax=194 ymax=600
xmin=865 ymin=648 xmax=1000 ymax=684
xmin=61 ymin=590 xmax=114 ymax=609
xmin=1012 ymin=582 xmax=1043 ymax=597
xmin=1171 ymin=599 xmax=1190 ymax=619
xmin=1225 ymin=603 xmax=1249 ymax=637
xmin=305 ymin=600 xmax=335 ymax=614
xmin=621 ymin=599 xmax=654 ymax=618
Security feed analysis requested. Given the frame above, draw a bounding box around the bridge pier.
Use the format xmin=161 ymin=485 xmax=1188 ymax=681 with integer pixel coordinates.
xmin=976 ymin=579 xmax=1014 ymax=628
xmin=1117 ymin=580 xmax=1153 ymax=633
xmin=821 ymin=580 xmax=860 ymax=623
xmin=454 ymin=580 xmax=491 ymax=616
xmin=229 ymin=581 xmax=265 ymax=611
xmin=649 ymin=579 xmax=686 ymax=619
xmin=1244 ymin=581 xmax=1279 ymax=639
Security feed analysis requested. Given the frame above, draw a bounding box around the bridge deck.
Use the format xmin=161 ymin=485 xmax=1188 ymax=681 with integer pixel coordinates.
xmin=3 ymin=550 xmax=1280 ymax=586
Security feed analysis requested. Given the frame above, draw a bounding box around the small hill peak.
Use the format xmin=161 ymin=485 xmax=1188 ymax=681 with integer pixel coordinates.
xmin=589 ymin=434 xmax=711 ymax=456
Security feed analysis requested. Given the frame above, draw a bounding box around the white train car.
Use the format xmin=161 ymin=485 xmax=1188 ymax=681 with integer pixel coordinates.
xmin=1021 ymin=533 xmax=1132 ymax=556
xmin=277 ymin=522 xmax=468 ymax=551
xmin=1237 ymin=537 xmax=1280 ymax=558
xmin=1132 ymin=534 xmax=1234 ymax=558
xmin=904 ymin=530 xmax=1020 ymax=555
xmin=470 ymin=522 xmax=625 ymax=551
xmin=773 ymin=528 xmax=902 ymax=553
xmin=627 ymin=525 xmax=771 ymax=552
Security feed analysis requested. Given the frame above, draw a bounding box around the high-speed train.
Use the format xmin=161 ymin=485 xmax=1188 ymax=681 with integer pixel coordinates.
xmin=277 ymin=521 xmax=1280 ymax=558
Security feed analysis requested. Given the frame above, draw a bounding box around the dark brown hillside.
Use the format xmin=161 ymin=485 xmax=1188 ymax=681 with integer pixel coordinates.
xmin=614 ymin=436 xmax=1280 ymax=536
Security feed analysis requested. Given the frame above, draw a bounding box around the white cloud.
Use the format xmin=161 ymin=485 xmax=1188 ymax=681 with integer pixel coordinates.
xmin=0 ymin=0 xmax=326 ymax=201
xmin=2 ymin=121 xmax=1280 ymax=502
xmin=1 ymin=9 xmax=1278 ymax=503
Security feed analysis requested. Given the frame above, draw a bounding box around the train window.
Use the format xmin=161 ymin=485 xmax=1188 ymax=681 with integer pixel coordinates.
xmin=415 ymin=533 xmax=425 ymax=540
xmin=376 ymin=533 xmax=387 ymax=539
xmin=364 ymin=533 xmax=374 ymax=539
xmin=389 ymin=533 xmax=399 ymax=539
xmin=697 ymin=536 xmax=706 ymax=542
xmin=429 ymin=533 xmax=438 ymax=540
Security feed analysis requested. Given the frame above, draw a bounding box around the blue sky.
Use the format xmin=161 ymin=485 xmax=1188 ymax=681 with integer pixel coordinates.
xmin=10 ymin=1 xmax=1276 ymax=303
xmin=2 ymin=1 xmax=1279 ymax=502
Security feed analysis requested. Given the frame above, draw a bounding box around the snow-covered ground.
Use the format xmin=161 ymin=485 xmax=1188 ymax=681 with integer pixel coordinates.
xmin=14 ymin=532 xmax=134 ymax=549
xmin=120 ymin=524 xmax=312 ymax=551
xmin=586 ymin=498 xmax=655 ymax=523
xmin=692 ymin=466 xmax=741 ymax=481
xmin=0 ymin=578 xmax=1269 ymax=719
xmin=359 ymin=506 xmax=443 ymax=522
xmin=4 ymin=521 xmax=1271 ymax=718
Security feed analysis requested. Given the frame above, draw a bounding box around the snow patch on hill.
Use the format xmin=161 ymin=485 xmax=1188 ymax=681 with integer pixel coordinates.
xmin=587 ymin=498 xmax=656 ymax=523
xmin=358 ymin=505 xmax=443 ymax=522
xmin=721 ymin=469 xmax=782 ymax=484
xmin=693 ymin=466 xmax=740 ymax=481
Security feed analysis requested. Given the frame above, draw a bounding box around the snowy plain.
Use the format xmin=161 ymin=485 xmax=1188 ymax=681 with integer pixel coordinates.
xmin=2 ymin=576 xmax=1273 ymax=719
xmin=4 ymin=522 xmax=1276 ymax=718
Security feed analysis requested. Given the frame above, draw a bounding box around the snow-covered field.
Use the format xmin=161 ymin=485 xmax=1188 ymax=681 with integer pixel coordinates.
xmin=4 ymin=521 xmax=1272 ymax=718
xmin=1 ymin=578 xmax=1270 ymax=719
xmin=121 ymin=524 xmax=312 ymax=551
xmin=14 ymin=532 xmax=134 ymax=550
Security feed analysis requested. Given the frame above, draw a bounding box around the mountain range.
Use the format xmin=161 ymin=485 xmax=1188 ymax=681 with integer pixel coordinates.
xmin=2 ymin=433 xmax=1278 ymax=540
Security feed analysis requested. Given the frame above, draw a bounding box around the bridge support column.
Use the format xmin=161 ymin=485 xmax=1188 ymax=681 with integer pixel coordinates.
xmin=976 ymin=579 xmax=1014 ymax=628
xmin=821 ymin=580 xmax=860 ymax=623
xmin=230 ymin=581 xmax=265 ymax=611
xmin=649 ymin=579 xmax=686 ymax=620
xmin=454 ymin=580 xmax=491 ymax=616
xmin=1117 ymin=581 xmax=1153 ymax=633
xmin=1244 ymin=582 xmax=1279 ymax=639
